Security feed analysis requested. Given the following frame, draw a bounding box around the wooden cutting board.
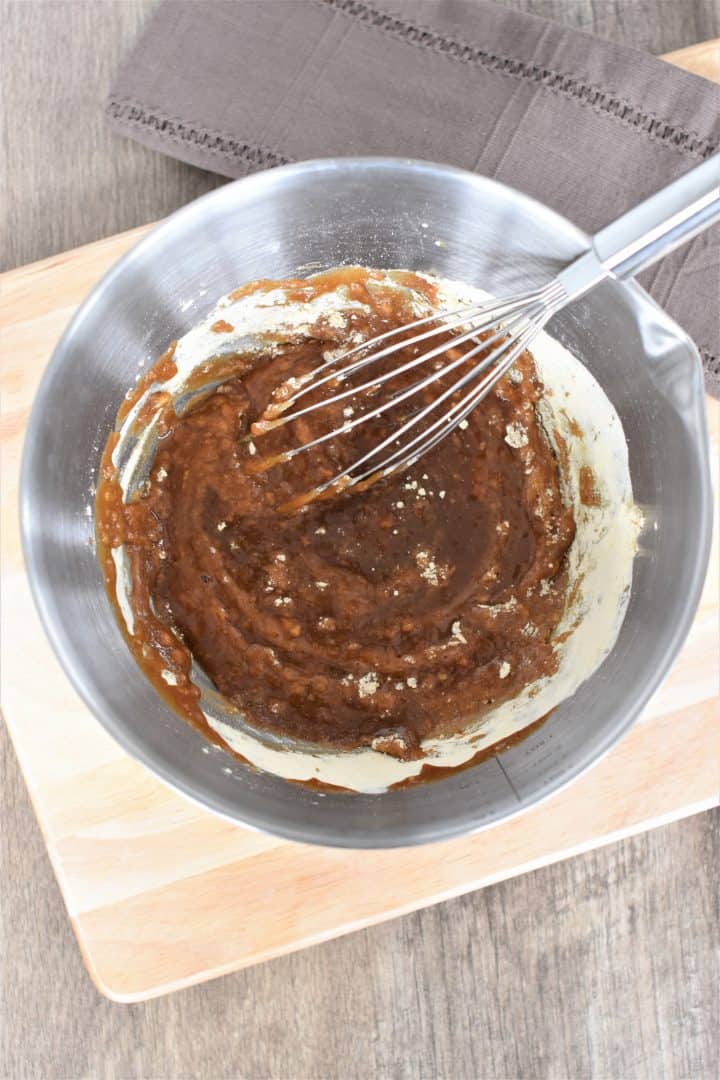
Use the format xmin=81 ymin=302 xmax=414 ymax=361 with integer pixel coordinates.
xmin=2 ymin=42 xmax=719 ymax=1004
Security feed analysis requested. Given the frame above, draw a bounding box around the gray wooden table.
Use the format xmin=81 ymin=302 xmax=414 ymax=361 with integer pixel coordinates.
xmin=1 ymin=3 xmax=718 ymax=1077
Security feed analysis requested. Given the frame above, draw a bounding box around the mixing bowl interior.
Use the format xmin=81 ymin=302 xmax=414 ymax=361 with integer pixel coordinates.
xmin=21 ymin=159 xmax=712 ymax=847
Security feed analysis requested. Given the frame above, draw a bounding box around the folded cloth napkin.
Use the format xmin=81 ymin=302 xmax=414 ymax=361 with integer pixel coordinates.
xmin=106 ymin=0 xmax=720 ymax=395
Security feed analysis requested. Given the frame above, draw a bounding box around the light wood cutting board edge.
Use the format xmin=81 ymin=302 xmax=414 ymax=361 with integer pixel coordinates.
xmin=663 ymin=37 xmax=720 ymax=79
xmin=1 ymin=41 xmax=718 ymax=1003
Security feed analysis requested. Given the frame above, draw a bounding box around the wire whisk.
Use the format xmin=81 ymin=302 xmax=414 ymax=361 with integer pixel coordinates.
xmin=250 ymin=155 xmax=720 ymax=506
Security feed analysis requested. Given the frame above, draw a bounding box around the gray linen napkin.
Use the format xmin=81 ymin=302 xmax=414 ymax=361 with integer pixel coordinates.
xmin=106 ymin=0 xmax=720 ymax=395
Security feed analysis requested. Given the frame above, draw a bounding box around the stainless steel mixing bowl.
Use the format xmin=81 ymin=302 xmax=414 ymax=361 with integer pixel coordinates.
xmin=21 ymin=158 xmax=712 ymax=847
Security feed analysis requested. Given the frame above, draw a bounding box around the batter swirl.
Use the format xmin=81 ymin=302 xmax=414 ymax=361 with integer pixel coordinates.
xmin=97 ymin=269 xmax=576 ymax=766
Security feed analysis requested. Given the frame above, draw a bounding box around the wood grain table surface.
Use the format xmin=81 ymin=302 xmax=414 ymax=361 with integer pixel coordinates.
xmin=1 ymin=2 xmax=718 ymax=1077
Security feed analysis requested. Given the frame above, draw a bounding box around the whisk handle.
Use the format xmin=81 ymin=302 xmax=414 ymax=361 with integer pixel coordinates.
xmin=557 ymin=154 xmax=720 ymax=300
xmin=594 ymin=153 xmax=720 ymax=279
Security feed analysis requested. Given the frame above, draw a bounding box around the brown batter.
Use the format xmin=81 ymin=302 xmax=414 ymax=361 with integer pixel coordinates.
xmin=97 ymin=269 xmax=575 ymax=763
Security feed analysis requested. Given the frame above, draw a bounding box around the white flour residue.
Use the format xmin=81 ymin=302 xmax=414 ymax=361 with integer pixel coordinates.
xmin=111 ymin=546 xmax=135 ymax=636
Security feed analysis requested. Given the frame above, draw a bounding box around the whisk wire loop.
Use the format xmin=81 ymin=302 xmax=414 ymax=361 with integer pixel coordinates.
xmin=253 ymin=280 xmax=569 ymax=502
